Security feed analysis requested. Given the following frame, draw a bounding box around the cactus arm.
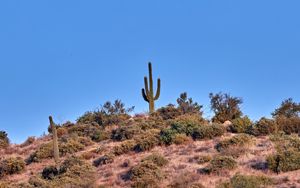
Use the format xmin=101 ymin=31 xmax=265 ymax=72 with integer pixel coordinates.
xmin=154 ymin=78 xmax=161 ymax=100
xmin=142 ymin=89 xmax=149 ymax=102
xmin=144 ymin=77 xmax=150 ymax=97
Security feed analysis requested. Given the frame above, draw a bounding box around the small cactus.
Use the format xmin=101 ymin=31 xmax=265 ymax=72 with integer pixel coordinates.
xmin=142 ymin=62 xmax=161 ymax=113
xmin=49 ymin=116 xmax=59 ymax=165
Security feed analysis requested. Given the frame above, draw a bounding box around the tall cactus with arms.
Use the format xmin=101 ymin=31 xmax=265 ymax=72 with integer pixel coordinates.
xmin=142 ymin=62 xmax=161 ymax=113
xmin=49 ymin=116 xmax=59 ymax=165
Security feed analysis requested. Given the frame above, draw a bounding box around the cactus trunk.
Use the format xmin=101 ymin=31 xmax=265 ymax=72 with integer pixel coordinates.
xmin=49 ymin=116 xmax=59 ymax=165
xmin=142 ymin=62 xmax=161 ymax=113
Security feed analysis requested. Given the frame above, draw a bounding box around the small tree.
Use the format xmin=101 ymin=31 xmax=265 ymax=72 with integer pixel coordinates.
xmin=272 ymin=98 xmax=300 ymax=118
xmin=0 ymin=131 xmax=9 ymax=149
xmin=100 ymin=100 xmax=134 ymax=115
xmin=177 ymin=92 xmax=203 ymax=116
xmin=209 ymin=92 xmax=243 ymax=123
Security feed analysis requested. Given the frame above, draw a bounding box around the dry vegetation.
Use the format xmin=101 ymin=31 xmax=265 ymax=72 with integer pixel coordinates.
xmin=1 ymin=94 xmax=300 ymax=188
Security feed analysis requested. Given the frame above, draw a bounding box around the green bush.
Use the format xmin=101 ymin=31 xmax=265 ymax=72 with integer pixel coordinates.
xmin=93 ymin=153 xmax=115 ymax=167
xmin=156 ymin=105 xmax=182 ymax=120
xmin=276 ymin=116 xmax=300 ymax=135
xmin=247 ymin=118 xmax=278 ymax=136
xmin=159 ymin=128 xmax=178 ymax=145
xmin=141 ymin=153 xmax=168 ymax=167
xmin=112 ymin=140 xmax=136 ymax=156
xmin=0 ymin=157 xmax=26 ymax=178
xmin=29 ymin=156 xmax=96 ymax=188
xmin=171 ymin=119 xmax=203 ymax=136
xmin=229 ymin=116 xmax=252 ymax=133
xmin=204 ymin=156 xmax=237 ymax=174
xmin=27 ymin=136 xmax=91 ymax=164
xmin=67 ymin=124 xmax=96 ymax=136
xmin=42 ymin=166 xmax=59 ymax=180
xmin=134 ymin=129 xmax=160 ymax=152
xmin=267 ymin=149 xmax=300 ymax=173
xmin=136 ymin=115 xmax=166 ymax=131
xmin=0 ymin=131 xmax=9 ymax=149
xmin=217 ymin=174 xmax=273 ymax=188
xmin=91 ymin=129 xmax=110 ymax=142
xmin=77 ymin=100 xmax=134 ymax=127
xmin=59 ymin=136 xmax=91 ymax=156
xmin=129 ymin=161 xmax=164 ymax=188
xmin=111 ymin=126 xmax=142 ymax=141
xmin=192 ymin=124 xmax=225 ymax=140
xmin=215 ymin=134 xmax=253 ymax=152
xmin=26 ymin=142 xmax=53 ymax=164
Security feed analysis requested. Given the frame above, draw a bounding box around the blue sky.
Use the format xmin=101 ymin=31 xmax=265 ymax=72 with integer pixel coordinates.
xmin=0 ymin=1 xmax=300 ymax=143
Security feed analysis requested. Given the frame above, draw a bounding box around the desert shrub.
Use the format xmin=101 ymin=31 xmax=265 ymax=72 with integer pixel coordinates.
xmin=111 ymin=126 xmax=142 ymax=141
xmin=136 ymin=115 xmax=166 ymax=131
xmin=171 ymin=117 xmax=203 ymax=136
xmin=80 ymin=151 xmax=96 ymax=160
xmin=209 ymin=92 xmax=243 ymax=123
xmin=0 ymin=157 xmax=25 ymax=178
xmin=215 ymin=134 xmax=253 ymax=152
xmin=77 ymin=100 xmax=134 ymax=127
xmin=159 ymin=128 xmax=178 ymax=145
xmin=26 ymin=142 xmax=53 ymax=164
xmin=157 ymin=104 xmax=182 ymax=120
xmin=229 ymin=116 xmax=252 ymax=133
xmin=276 ymin=116 xmax=300 ymax=135
xmin=270 ymin=133 xmax=300 ymax=152
xmin=56 ymin=127 xmax=68 ymax=137
xmin=173 ymin=134 xmax=192 ymax=145
xmin=129 ymin=161 xmax=164 ymax=188
xmin=168 ymin=172 xmax=204 ymax=188
xmin=30 ymin=156 xmax=96 ymax=188
xmin=59 ymin=137 xmax=86 ymax=156
xmin=134 ymin=129 xmax=160 ymax=152
xmin=20 ymin=136 xmax=36 ymax=148
xmin=267 ymin=149 xmax=300 ymax=173
xmin=160 ymin=115 xmax=207 ymax=145
xmin=42 ymin=166 xmax=59 ymax=180
xmin=91 ymin=129 xmax=110 ymax=142
xmin=272 ymin=98 xmax=300 ymax=118
xmin=141 ymin=153 xmax=168 ymax=167
xmin=112 ymin=140 xmax=136 ymax=156
xmin=192 ymin=124 xmax=225 ymax=140
xmin=217 ymin=174 xmax=273 ymax=188
xmin=247 ymin=117 xmax=278 ymax=136
xmin=0 ymin=131 xmax=9 ymax=149
xmin=93 ymin=153 xmax=115 ymax=167
xmin=0 ymin=181 xmax=10 ymax=188
xmin=204 ymin=156 xmax=237 ymax=174
xmin=67 ymin=124 xmax=95 ymax=136
xmin=156 ymin=92 xmax=204 ymax=121
xmin=189 ymin=155 xmax=212 ymax=165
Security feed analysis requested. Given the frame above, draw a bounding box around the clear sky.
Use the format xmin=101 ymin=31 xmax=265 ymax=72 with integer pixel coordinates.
xmin=1 ymin=1 xmax=300 ymax=143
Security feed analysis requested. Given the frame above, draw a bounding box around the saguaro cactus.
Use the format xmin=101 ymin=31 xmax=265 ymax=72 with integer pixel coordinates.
xmin=49 ymin=116 xmax=59 ymax=165
xmin=142 ymin=62 xmax=161 ymax=113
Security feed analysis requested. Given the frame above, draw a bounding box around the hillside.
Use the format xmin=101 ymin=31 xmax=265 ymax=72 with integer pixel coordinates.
xmin=1 ymin=95 xmax=300 ymax=188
